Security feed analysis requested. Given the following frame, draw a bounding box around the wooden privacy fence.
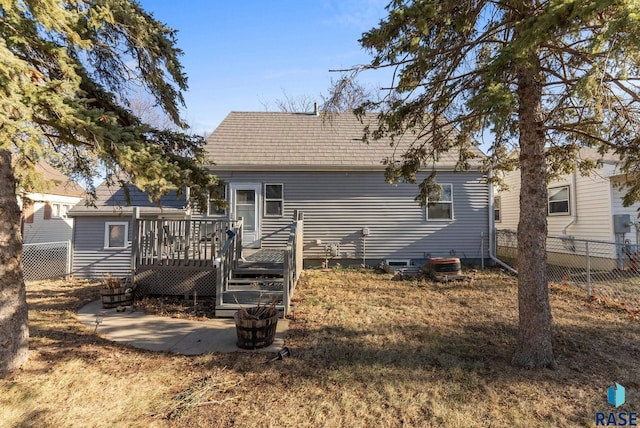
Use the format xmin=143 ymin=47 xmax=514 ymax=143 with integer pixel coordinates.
xmin=132 ymin=218 xmax=239 ymax=296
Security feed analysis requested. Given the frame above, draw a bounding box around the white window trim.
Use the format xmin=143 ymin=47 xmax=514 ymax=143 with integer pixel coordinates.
xmin=264 ymin=183 xmax=284 ymax=218
xmin=52 ymin=203 xmax=62 ymax=219
xmin=548 ymin=185 xmax=570 ymax=216
xmin=52 ymin=203 xmax=71 ymax=219
xmin=426 ymin=184 xmax=454 ymax=221
xmin=104 ymin=221 xmax=129 ymax=250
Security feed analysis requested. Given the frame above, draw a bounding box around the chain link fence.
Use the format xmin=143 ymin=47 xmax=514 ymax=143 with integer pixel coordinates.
xmin=496 ymin=229 xmax=640 ymax=310
xmin=23 ymin=241 xmax=71 ymax=281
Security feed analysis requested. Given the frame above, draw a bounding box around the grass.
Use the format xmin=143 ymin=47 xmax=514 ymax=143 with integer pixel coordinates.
xmin=1 ymin=269 xmax=639 ymax=427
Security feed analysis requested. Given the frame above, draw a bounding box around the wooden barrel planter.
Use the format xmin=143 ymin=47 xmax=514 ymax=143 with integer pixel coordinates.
xmin=234 ymin=307 xmax=278 ymax=349
xmin=100 ymin=277 xmax=134 ymax=309
xmin=100 ymin=287 xmax=133 ymax=309
xmin=428 ymin=257 xmax=462 ymax=276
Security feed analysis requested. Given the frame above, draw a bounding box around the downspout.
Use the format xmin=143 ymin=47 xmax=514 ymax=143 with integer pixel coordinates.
xmin=488 ymin=170 xmax=518 ymax=274
xmin=561 ymin=171 xmax=578 ymax=235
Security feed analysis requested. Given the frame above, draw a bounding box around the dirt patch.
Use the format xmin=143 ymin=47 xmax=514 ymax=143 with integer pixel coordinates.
xmin=134 ymin=295 xmax=218 ymax=320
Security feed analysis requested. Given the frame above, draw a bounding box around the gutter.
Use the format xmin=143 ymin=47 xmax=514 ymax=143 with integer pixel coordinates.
xmin=207 ymin=164 xmax=486 ymax=172
xmin=561 ymin=171 xmax=578 ymax=235
xmin=488 ymin=170 xmax=518 ymax=274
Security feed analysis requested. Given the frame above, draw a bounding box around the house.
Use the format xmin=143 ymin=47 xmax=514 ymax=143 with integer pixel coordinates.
xmin=19 ymin=162 xmax=85 ymax=244
xmin=203 ymin=111 xmax=491 ymax=268
xmin=495 ymin=148 xmax=640 ymax=245
xmin=66 ymin=111 xmax=491 ymax=316
xmin=495 ymin=148 xmax=640 ymax=270
xmin=68 ymin=182 xmax=189 ymax=279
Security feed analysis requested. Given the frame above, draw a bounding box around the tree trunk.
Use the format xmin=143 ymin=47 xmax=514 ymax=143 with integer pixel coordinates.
xmin=0 ymin=150 xmax=29 ymax=373
xmin=512 ymin=48 xmax=557 ymax=369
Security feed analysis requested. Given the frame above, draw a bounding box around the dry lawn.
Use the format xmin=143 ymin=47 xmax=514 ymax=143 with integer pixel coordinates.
xmin=1 ymin=269 xmax=639 ymax=427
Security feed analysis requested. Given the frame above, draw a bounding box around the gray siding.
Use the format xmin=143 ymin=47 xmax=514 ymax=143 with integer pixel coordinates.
xmin=214 ymin=171 xmax=490 ymax=263
xmin=72 ymin=217 xmax=132 ymax=279
xmin=23 ymin=203 xmax=74 ymax=244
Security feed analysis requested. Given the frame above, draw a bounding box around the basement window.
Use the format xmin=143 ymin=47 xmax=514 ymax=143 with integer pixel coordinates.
xmin=385 ymin=259 xmax=411 ymax=268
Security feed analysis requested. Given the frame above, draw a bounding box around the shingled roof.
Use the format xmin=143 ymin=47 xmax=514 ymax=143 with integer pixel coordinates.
xmin=204 ymin=112 xmax=485 ymax=170
xmin=68 ymin=183 xmax=186 ymax=217
xmin=33 ymin=162 xmax=85 ymax=197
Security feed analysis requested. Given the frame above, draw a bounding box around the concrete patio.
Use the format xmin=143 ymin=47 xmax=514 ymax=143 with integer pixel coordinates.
xmin=77 ymin=300 xmax=289 ymax=355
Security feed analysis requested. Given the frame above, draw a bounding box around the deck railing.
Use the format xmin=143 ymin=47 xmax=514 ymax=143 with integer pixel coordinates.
xmin=133 ymin=219 xmax=238 ymax=266
xmin=216 ymin=220 xmax=243 ymax=307
xmin=283 ymin=210 xmax=304 ymax=315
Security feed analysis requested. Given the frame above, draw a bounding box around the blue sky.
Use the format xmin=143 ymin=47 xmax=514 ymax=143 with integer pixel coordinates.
xmin=137 ymin=0 xmax=390 ymax=135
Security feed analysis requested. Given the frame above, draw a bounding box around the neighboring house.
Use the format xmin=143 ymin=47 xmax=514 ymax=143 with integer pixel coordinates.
xmin=495 ymin=148 xmax=640 ymax=246
xmin=19 ymin=162 xmax=85 ymax=244
xmin=203 ymin=111 xmax=491 ymax=267
xmin=68 ymin=183 xmax=188 ymax=279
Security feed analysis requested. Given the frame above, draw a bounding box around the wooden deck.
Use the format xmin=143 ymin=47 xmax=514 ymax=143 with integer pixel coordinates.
xmin=132 ymin=212 xmax=304 ymax=318
xmin=242 ymin=248 xmax=285 ymax=263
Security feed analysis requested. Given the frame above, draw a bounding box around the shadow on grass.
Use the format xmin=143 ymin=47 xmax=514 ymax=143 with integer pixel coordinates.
xmin=27 ymin=285 xmax=101 ymax=312
xmin=247 ymin=317 xmax=640 ymax=391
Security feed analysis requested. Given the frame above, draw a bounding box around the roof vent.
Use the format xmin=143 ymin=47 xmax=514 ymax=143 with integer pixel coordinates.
xmin=313 ymin=102 xmax=319 ymax=116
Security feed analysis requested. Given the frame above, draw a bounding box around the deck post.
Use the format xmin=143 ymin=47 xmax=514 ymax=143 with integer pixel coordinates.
xmin=283 ymin=245 xmax=290 ymax=317
xmin=296 ymin=211 xmax=304 ymax=282
xmin=235 ymin=218 xmax=243 ymax=268
xmin=130 ymin=207 xmax=140 ymax=284
xmin=184 ymin=219 xmax=191 ymax=263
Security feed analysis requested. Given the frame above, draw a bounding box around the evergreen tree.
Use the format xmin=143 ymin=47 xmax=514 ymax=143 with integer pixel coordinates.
xmin=0 ymin=0 xmax=218 ymax=372
xmin=340 ymin=0 xmax=640 ymax=368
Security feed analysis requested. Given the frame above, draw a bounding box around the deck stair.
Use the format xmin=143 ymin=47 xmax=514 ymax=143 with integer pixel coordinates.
xmin=215 ymin=261 xmax=286 ymax=317
xmin=215 ymin=211 xmax=304 ymax=318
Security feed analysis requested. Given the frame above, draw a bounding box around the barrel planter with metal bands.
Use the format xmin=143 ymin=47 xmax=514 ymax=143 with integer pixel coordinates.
xmin=428 ymin=257 xmax=462 ymax=274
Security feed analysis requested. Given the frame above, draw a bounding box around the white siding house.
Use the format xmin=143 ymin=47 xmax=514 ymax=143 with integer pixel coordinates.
xmin=19 ymin=162 xmax=85 ymax=244
xmin=496 ymin=149 xmax=640 ymax=247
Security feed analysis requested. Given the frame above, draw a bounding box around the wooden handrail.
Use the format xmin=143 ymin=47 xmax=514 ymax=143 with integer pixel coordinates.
xmin=216 ymin=219 xmax=243 ymax=309
xmin=283 ymin=211 xmax=304 ymax=316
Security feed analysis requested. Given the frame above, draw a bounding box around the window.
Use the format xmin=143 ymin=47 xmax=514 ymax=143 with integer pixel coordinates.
xmin=51 ymin=203 xmax=71 ymax=218
xmin=548 ymin=186 xmax=570 ymax=215
xmin=104 ymin=222 xmax=129 ymax=249
xmin=426 ymin=184 xmax=453 ymax=220
xmin=207 ymin=184 xmax=227 ymax=217
xmin=264 ymin=184 xmax=283 ymax=217
xmin=494 ymin=196 xmax=501 ymax=222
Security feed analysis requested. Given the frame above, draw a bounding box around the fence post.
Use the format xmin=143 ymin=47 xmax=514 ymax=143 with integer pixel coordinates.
xmin=585 ymin=241 xmax=592 ymax=298
xmin=480 ymin=232 xmax=485 ymax=270
xmin=66 ymin=240 xmax=72 ymax=280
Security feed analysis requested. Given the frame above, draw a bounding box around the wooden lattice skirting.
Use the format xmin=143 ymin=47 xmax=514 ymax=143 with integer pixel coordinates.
xmin=134 ymin=260 xmax=217 ymax=297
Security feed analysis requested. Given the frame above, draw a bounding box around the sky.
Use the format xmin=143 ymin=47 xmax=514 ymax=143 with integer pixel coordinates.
xmin=136 ymin=0 xmax=391 ymax=135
